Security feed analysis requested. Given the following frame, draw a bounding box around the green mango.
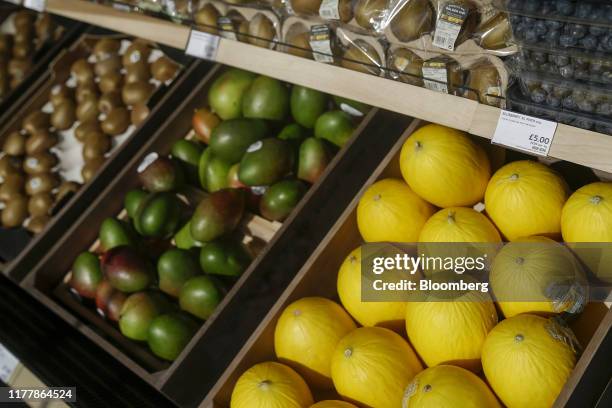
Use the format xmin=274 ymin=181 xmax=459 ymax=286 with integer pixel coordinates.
xmin=190 ymin=188 xmax=245 ymax=242
xmin=209 ymin=118 xmax=268 ymax=164
xmin=70 ymin=252 xmax=103 ymax=299
xmin=242 ymin=76 xmax=289 ymax=120
xmin=260 ymin=179 xmax=307 ymax=221
xmin=148 ymin=312 xmax=198 ymax=361
xmin=290 ymin=85 xmax=328 ymax=128
xmin=277 ymin=123 xmax=308 ymax=144
xmin=174 ymin=221 xmax=203 ymax=250
xmin=157 ymin=248 xmax=201 ymax=297
xmin=238 ymin=138 xmax=294 ymax=186
xmin=298 ymin=138 xmax=334 ymax=184
xmin=314 ymin=110 xmax=355 ymax=147
xmin=333 ymin=95 xmax=371 ymax=116
xmin=208 ymin=68 xmax=255 ymax=120
xmin=124 ymin=189 xmax=149 ymax=219
xmin=119 ymin=291 xmax=173 ymax=341
xmin=134 ymin=192 xmax=183 ymax=238
xmin=171 ymin=139 xmax=204 ymax=184
xmin=199 ymin=238 xmax=252 ymax=277
xmin=99 ymin=218 xmax=136 ymax=251
xmin=179 ymin=275 xmax=221 ymax=320
xmin=227 ymin=163 xmax=245 ymax=188
xmin=198 ymin=148 xmax=212 ymax=190
xmin=205 ymin=155 xmax=232 ymax=192
xmin=138 ymin=156 xmax=185 ymax=193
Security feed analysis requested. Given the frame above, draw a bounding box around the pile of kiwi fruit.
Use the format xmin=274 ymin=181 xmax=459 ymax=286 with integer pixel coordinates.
xmin=0 ymin=11 xmax=57 ymax=99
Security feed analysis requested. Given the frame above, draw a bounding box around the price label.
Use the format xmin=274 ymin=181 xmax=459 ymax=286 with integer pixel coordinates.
xmin=0 ymin=344 xmax=19 ymax=383
xmin=492 ymin=110 xmax=557 ymax=156
xmin=185 ymin=29 xmax=220 ymax=61
xmin=23 ymin=0 xmax=46 ymax=12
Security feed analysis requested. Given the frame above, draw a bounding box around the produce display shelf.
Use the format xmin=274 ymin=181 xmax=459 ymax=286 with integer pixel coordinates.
xmin=42 ymin=0 xmax=612 ymax=174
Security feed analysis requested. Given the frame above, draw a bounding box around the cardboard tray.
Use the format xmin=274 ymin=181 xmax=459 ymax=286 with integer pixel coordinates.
xmin=204 ymin=119 xmax=612 ymax=408
xmin=21 ymin=61 xmax=414 ymax=407
xmin=1 ymin=26 xmax=193 ymax=278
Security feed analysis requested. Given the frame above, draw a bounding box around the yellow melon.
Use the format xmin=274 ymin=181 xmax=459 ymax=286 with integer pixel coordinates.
xmin=418 ymin=207 xmax=501 ymax=242
xmin=357 ymin=178 xmax=435 ymax=242
xmin=274 ymin=297 xmax=357 ymax=389
xmin=490 ymin=236 xmax=584 ymax=318
xmin=485 ymin=160 xmax=569 ymax=241
xmin=337 ymin=247 xmax=407 ymax=330
xmin=482 ymin=314 xmax=578 ymax=408
xmin=404 ymin=283 xmax=498 ymax=372
xmin=310 ymin=401 xmax=357 ymax=408
xmin=402 ymin=365 xmax=501 ymax=408
xmin=399 ymin=124 xmax=491 ymax=208
xmin=331 ymin=327 xmax=423 ymax=407
xmin=231 ymin=361 xmax=314 ymax=408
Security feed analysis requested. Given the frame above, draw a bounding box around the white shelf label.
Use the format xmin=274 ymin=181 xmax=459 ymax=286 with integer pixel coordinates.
xmin=492 ymin=110 xmax=557 ymax=156
xmin=0 ymin=344 xmax=19 ymax=383
xmin=23 ymin=0 xmax=46 ymax=11
xmin=185 ymin=29 xmax=220 ymax=61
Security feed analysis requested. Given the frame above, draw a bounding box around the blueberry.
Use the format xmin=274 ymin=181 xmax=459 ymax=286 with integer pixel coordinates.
xmin=524 ymin=29 xmax=540 ymax=42
xmin=540 ymin=0 xmax=554 ymax=14
xmin=559 ymin=64 xmax=575 ymax=78
xmin=531 ymin=51 xmax=547 ymax=63
xmin=545 ymin=29 xmax=561 ymax=45
xmin=575 ymin=3 xmax=592 ymax=19
xmin=507 ymin=0 xmax=523 ymax=11
xmin=601 ymin=35 xmax=612 ymax=50
xmin=562 ymin=95 xmax=577 ymax=110
xmin=589 ymin=26 xmax=607 ymax=37
xmin=534 ymin=20 xmax=548 ymax=36
xmin=523 ymin=1 xmax=540 ymax=14
xmin=559 ymin=34 xmax=578 ymax=47
xmin=580 ymin=35 xmax=599 ymax=50
xmin=510 ymin=15 xmax=522 ymax=25
xmin=577 ymin=99 xmax=596 ymax=113
xmin=530 ymin=87 xmax=547 ymax=104
xmin=545 ymin=20 xmax=563 ymax=30
xmin=546 ymin=95 xmax=561 ymax=107
xmin=556 ymin=0 xmax=574 ymax=16
xmin=589 ymin=6 xmax=606 ymax=22
xmin=569 ymin=24 xmax=587 ymax=39
xmin=523 ymin=17 xmax=536 ymax=25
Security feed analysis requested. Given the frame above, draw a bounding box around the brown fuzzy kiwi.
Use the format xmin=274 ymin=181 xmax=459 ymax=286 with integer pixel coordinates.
xmin=82 ymin=132 xmax=111 ymax=162
xmin=125 ymin=61 xmax=151 ymax=84
xmin=338 ymin=0 xmax=354 ymax=23
xmin=98 ymin=91 xmax=123 ymax=115
xmin=465 ymin=62 xmax=502 ymax=107
xmin=25 ymin=172 xmax=59 ymax=195
xmin=93 ymin=38 xmax=121 ymax=61
xmin=28 ymin=193 xmax=53 ymax=217
xmin=354 ymin=0 xmax=387 ymax=30
xmin=3 ymin=131 xmax=27 ymax=156
xmin=130 ymin=104 xmax=149 ymax=127
xmin=291 ymin=0 xmax=322 ymax=15
xmin=247 ymin=14 xmax=275 ymax=49
xmin=76 ymin=94 xmax=100 ymax=123
xmin=341 ymin=40 xmax=382 ymax=75
xmin=12 ymin=41 xmax=33 ymax=59
xmin=22 ymin=111 xmax=50 ymax=134
xmin=194 ymin=4 xmax=220 ymax=35
xmin=389 ymin=0 xmax=434 ymax=42
xmin=2 ymin=195 xmax=28 ymax=228
xmin=121 ymin=81 xmax=154 ymax=106
xmin=101 ymin=107 xmax=130 ymax=136
xmin=71 ymin=59 xmax=95 ymax=85
xmin=51 ymin=101 xmax=77 ymax=130
xmin=26 ymin=215 xmax=50 ymax=234
xmin=122 ymin=40 xmax=151 ymax=67
xmin=98 ymin=71 xmax=123 ymax=94
xmin=25 ymin=130 xmax=58 ymax=155
xmin=23 ymin=151 xmax=58 ymax=175
xmin=75 ymin=82 xmax=99 ymax=104
xmin=283 ymin=27 xmax=312 ymax=59
xmin=13 ymin=11 xmax=35 ymax=30
xmin=94 ymin=54 xmax=122 ymax=77
xmin=49 ymin=84 xmax=74 ymax=107
xmin=0 ymin=156 xmax=21 ymax=179
xmin=150 ymin=56 xmax=179 ymax=82
xmin=81 ymin=157 xmax=105 ymax=182
xmin=74 ymin=120 xmax=102 ymax=142
xmin=388 ymin=47 xmax=424 ymax=86
xmin=13 ymin=28 xmax=33 ymax=45
xmin=35 ymin=13 xmax=55 ymax=42
xmin=0 ymin=173 xmax=25 ymax=202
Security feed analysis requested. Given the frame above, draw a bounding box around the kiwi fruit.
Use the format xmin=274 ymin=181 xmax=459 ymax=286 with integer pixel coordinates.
xmin=0 ymin=156 xmax=21 ymax=179
xmin=130 ymin=104 xmax=149 ymax=126
xmin=3 ymin=131 xmax=27 ymax=156
xmin=2 ymin=195 xmax=28 ymax=228
xmin=8 ymin=58 xmax=32 ymax=79
xmin=25 ymin=172 xmax=59 ymax=195
xmin=388 ymin=47 xmax=424 ymax=86
xmin=71 ymin=59 xmax=95 ymax=85
xmin=35 ymin=13 xmax=55 ymax=42
xmin=76 ymin=82 xmax=99 ymax=104
xmin=122 ymin=40 xmax=151 ymax=67
xmin=23 ymin=152 xmax=58 ymax=175
xmin=98 ymin=71 xmax=123 ymax=94
xmin=125 ymin=61 xmax=150 ymax=84
xmin=389 ymin=0 xmax=434 ymax=42
xmin=0 ymin=173 xmax=25 ymax=202
xmin=22 ymin=111 xmax=50 ymax=134
xmin=28 ymin=193 xmax=53 ymax=217
xmin=0 ymin=34 xmax=13 ymax=55
xmin=51 ymin=101 xmax=77 ymax=130
xmin=101 ymin=107 xmax=130 ymax=136
xmin=75 ymin=121 xmax=102 ymax=142
xmin=476 ymin=13 xmax=511 ymax=50
xmin=81 ymin=157 xmax=104 ymax=182
xmin=284 ymin=29 xmax=312 ymax=59
xmin=94 ymin=54 xmax=122 ymax=77
xmin=13 ymin=41 xmax=33 ymax=60
xmin=225 ymin=11 xmax=249 ymax=43
xmin=341 ymin=39 xmax=382 ymax=76
xmin=354 ymin=0 xmax=387 ymax=30
xmin=98 ymin=91 xmax=123 ymax=114
xmin=56 ymin=181 xmax=80 ymax=203
xmin=337 ymin=0 xmax=354 ymax=23
xmin=49 ymin=84 xmax=74 ymax=107
xmin=13 ymin=11 xmax=35 ymax=30
xmin=14 ymin=28 xmax=34 ymax=45
xmin=422 ymin=56 xmax=464 ymax=93
xmin=76 ymin=94 xmax=100 ymax=123
xmin=247 ymin=14 xmax=276 ymax=49
xmin=27 ymin=215 xmax=50 ymax=234
xmin=291 ymin=0 xmax=322 ymax=15
xmin=93 ymin=38 xmax=121 ymax=61
xmin=150 ymin=56 xmax=179 ymax=82
xmin=82 ymin=132 xmax=111 ymax=161
xmin=194 ymin=4 xmax=220 ymax=35
xmin=121 ymin=81 xmax=154 ymax=106
xmin=25 ymin=130 xmax=58 ymax=155
xmin=465 ymin=63 xmax=502 ymax=107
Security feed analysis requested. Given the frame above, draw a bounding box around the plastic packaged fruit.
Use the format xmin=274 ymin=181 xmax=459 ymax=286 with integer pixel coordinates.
xmin=464 ymin=61 xmax=503 ymax=107
xmin=474 ymin=12 xmax=512 ymax=50
xmin=387 ymin=47 xmax=424 ymax=86
xmin=282 ymin=23 xmax=313 ymax=59
xmin=194 ymin=4 xmax=221 ymax=35
xmin=247 ymin=14 xmax=276 ymax=49
xmin=388 ymin=0 xmax=435 ymax=42
xmin=340 ymin=39 xmax=383 ymax=76
xmin=499 ymin=0 xmax=612 ymax=25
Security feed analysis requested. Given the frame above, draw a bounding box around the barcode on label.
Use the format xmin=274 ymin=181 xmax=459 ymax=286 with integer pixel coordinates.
xmin=309 ymin=25 xmax=334 ymax=64
xmin=319 ymin=0 xmax=340 ymax=20
xmin=422 ymin=66 xmax=449 ymax=94
xmin=432 ymin=20 xmax=459 ymax=50
xmin=185 ymin=29 xmax=220 ymax=61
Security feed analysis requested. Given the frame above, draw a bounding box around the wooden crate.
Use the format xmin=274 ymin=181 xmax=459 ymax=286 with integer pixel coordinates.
xmin=1 ymin=29 xmax=192 ymax=278
xmin=20 ymin=62 xmax=414 ymax=406
xmin=204 ymin=119 xmax=612 ymax=408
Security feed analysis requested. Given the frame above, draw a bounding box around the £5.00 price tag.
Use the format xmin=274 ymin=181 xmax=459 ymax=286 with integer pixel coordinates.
xmin=492 ymin=110 xmax=557 ymax=156
xmin=185 ymin=29 xmax=220 ymax=61
xmin=23 ymin=0 xmax=46 ymax=11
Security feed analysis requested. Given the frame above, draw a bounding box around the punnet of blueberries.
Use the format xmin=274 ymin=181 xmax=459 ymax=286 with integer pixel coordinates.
xmin=517 ymin=48 xmax=612 ymax=84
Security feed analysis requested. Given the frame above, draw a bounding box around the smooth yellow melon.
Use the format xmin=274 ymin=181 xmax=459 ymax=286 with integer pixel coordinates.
xmin=482 ymin=314 xmax=577 ymax=408
xmin=418 ymin=207 xmax=501 ymax=242
xmin=404 ymin=284 xmax=498 ymax=372
xmin=337 ymin=247 xmax=407 ymax=330
xmin=331 ymin=327 xmax=423 ymax=407
xmin=485 ymin=160 xmax=569 ymax=241
xmin=231 ymin=361 xmax=314 ymax=408
xmin=274 ymin=297 xmax=357 ymax=389
xmin=491 ymin=236 xmax=584 ymax=318
xmin=357 ymin=178 xmax=435 ymax=242
xmin=310 ymin=401 xmax=357 ymax=408
xmin=399 ymin=124 xmax=491 ymax=208
xmin=402 ymin=365 xmax=501 ymax=408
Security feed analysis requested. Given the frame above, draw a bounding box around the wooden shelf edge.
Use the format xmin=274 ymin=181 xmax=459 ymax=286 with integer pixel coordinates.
xmin=47 ymin=0 xmax=612 ymax=173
